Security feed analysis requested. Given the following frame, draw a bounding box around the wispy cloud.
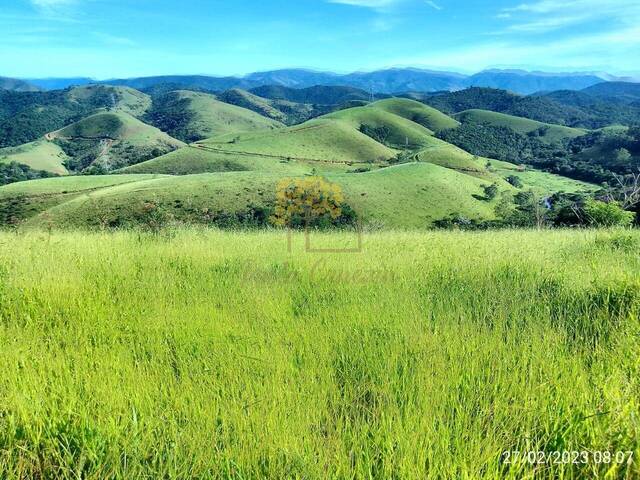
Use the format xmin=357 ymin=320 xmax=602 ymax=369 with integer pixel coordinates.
xmin=425 ymin=1 xmax=442 ymax=10
xmin=30 ymin=0 xmax=77 ymax=10
xmin=498 ymin=0 xmax=640 ymax=33
xmin=93 ymin=32 xmax=137 ymax=47
xmin=328 ymin=0 xmax=401 ymax=8
xmin=395 ymin=25 xmax=640 ymax=72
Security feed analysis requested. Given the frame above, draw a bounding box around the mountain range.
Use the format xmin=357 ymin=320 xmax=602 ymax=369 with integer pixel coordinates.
xmin=4 ymin=68 xmax=636 ymax=96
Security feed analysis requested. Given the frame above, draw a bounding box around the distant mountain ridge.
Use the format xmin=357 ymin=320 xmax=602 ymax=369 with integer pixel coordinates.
xmin=0 ymin=76 xmax=40 ymax=92
xmin=11 ymin=68 xmax=638 ymax=95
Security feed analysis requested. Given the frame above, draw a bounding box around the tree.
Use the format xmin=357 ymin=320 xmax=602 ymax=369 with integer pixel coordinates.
xmin=607 ymin=171 xmax=640 ymax=210
xmin=483 ymin=183 xmax=499 ymax=201
xmin=270 ymin=177 xmax=347 ymax=229
xmin=506 ymin=175 xmax=523 ymax=188
xmin=614 ymin=147 xmax=632 ymax=166
xmin=583 ymin=199 xmax=634 ymax=227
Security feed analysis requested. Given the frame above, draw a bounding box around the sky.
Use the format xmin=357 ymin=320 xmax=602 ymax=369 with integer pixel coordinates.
xmin=1 ymin=0 xmax=639 ymax=79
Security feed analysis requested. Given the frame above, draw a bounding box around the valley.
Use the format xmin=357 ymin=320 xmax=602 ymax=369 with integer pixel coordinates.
xmin=5 ymin=76 xmax=637 ymax=231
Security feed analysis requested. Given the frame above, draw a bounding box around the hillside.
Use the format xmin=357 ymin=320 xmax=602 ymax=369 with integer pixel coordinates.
xmin=216 ymin=89 xmax=288 ymax=122
xmin=0 ymin=140 xmax=69 ymax=175
xmin=199 ymin=117 xmax=397 ymax=164
xmin=145 ymin=90 xmax=283 ymax=142
xmin=0 ymin=85 xmax=153 ymax=148
xmin=50 ymin=110 xmax=185 ymax=171
xmin=217 ymin=88 xmax=332 ymax=125
xmin=249 ymin=85 xmax=374 ymax=104
xmin=581 ymin=82 xmax=640 ymax=103
xmin=324 ymin=104 xmax=436 ymax=148
xmin=371 ymin=98 xmax=459 ymax=132
xmin=66 ymin=85 xmax=152 ymax=117
xmin=454 ymin=109 xmax=586 ymax=143
xmin=0 ymin=77 xmax=39 ymax=92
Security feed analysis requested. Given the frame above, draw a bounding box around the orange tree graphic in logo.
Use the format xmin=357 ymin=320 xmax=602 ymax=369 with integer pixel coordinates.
xmin=270 ymin=176 xmax=361 ymax=253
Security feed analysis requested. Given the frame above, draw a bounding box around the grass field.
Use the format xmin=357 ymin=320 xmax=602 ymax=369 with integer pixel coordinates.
xmin=0 ymin=140 xmax=70 ymax=175
xmin=454 ymin=109 xmax=587 ymax=143
xmin=0 ymin=228 xmax=638 ymax=479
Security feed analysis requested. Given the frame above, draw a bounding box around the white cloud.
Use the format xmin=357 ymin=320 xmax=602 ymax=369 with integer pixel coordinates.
xmin=393 ymin=25 xmax=640 ymax=72
xmin=328 ymin=0 xmax=401 ymax=8
xmin=499 ymin=0 xmax=640 ymax=33
xmin=425 ymin=1 xmax=442 ymax=10
xmin=30 ymin=0 xmax=77 ymax=8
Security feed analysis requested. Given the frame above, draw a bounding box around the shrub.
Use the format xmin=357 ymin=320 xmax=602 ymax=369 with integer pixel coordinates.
xmin=583 ymin=199 xmax=635 ymax=227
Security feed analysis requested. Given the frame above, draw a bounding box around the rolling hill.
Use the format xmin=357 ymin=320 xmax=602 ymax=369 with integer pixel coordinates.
xmin=324 ymin=104 xmax=436 ymax=148
xmin=145 ymin=90 xmax=283 ymax=142
xmin=248 ymin=85 xmax=374 ymax=104
xmin=0 ymin=85 xmax=153 ymax=148
xmin=0 ymin=140 xmax=69 ymax=175
xmin=454 ymin=109 xmax=586 ymax=143
xmin=49 ymin=110 xmax=185 ymax=171
xmin=371 ymin=98 xmax=460 ymax=132
xmin=581 ymin=82 xmax=640 ymax=103
xmin=199 ymin=117 xmax=397 ymax=164
xmin=66 ymin=85 xmax=152 ymax=117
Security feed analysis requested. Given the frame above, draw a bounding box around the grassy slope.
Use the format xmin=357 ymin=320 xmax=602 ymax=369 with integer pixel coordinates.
xmin=200 ymin=119 xmax=397 ymax=164
xmin=371 ymin=98 xmax=460 ymax=132
xmin=172 ymin=90 xmax=284 ymax=138
xmin=51 ymin=110 xmax=185 ymax=169
xmin=216 ymin=89 xmax=288 ymax=123
xmin=0 ymin=140 xmax=69 ymax=175
xmin=490 ymin=159 xmax=595 ymax=194
xmin=118 ymin=146 xmax=364 ymax=176
xmin=324 ymin=106 xmax=435 ymax=148
xmin=455 ymin=109 xmax=586 ymax=143
xmin=66 ymin=85 xmax=152 ymax=118
xmin=0 ymin=229 xmax=638 ymax=479
xmin=0 ymin=174 xmax=166 ymax=220
xmin=16 ymin=163 xmax=494 ymax=228
xmin=54 ymin=110 xmax=184 ymax=146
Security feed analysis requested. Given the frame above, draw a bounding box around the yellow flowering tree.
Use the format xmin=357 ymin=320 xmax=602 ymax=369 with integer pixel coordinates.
xmin=271 ymin=176 xmax=346 ymax=228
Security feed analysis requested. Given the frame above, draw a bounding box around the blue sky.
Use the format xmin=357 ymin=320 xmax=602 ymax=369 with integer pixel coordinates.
xmin=1 ymin=0 xmax=639 ymax=79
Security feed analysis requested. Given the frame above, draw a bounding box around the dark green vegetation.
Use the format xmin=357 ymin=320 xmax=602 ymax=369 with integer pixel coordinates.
xmin=425 ymin=86 xmax=640 ymax=129
xmin=0 ymin=229 xmax=639 ymax=478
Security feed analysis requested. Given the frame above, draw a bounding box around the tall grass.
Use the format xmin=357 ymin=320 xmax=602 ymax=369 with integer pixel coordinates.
xmin=0 ymin=228 xmax=638 ymax=479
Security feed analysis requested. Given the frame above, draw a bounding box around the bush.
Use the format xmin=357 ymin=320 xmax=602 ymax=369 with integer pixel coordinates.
xmin=583 ymin=199 xmax=635 ymax=227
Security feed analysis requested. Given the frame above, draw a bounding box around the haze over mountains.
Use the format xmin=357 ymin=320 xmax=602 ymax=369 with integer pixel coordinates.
xmin=9 ymin=68 xmax=639 ymax=96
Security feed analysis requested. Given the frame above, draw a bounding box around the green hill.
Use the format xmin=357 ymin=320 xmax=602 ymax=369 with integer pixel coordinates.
xmin=50 ymin=110 xmax=185 ymax=171
xmin=454 ymin=109 xmax=586 ymax=143
xmin=216 ymin=89 xmax=288 ymax=122
xmin=370 ymin=98 xmax=460 ymax=132
xmin=217 ymin=88 xmax=332 ymax=125
xmin=199 ymin=118 xmax=397 ymax=164
xmin=324 ymin=105 xmax=435 ymax=148
xmin=119 ymin=146 xmax=315 ymax=176
xmin=11 ymin=163 xmax=496 ymax=229
xmin=66 ymin=85 xmax=152 ymax=117
xmin=0 ymin=140 xmax=69 ymax=175
xmin=145 ymin=90 xmax=283 ymax=142
xmin=0 ymin=174 xmax=165 ymax=221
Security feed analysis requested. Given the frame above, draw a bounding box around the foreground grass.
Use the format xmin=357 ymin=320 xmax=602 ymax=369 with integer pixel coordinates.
xmin=0 ymin=228 xmax=639 ymax=479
